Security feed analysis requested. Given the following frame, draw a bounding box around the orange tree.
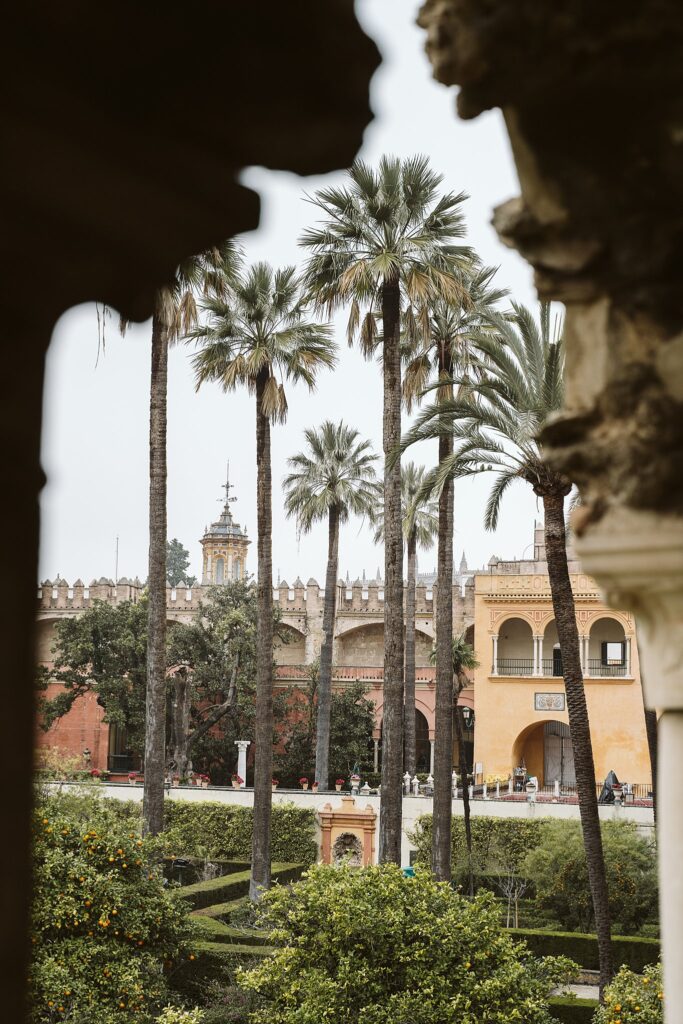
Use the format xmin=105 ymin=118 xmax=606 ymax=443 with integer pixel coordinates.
xmin=30 ymin=795 xmax=194 ymax=1024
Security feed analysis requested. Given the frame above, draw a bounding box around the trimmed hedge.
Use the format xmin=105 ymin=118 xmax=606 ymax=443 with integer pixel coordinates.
xmin=549 ymin=998 xmax=597 ymax=1023
xmin=173 ymin=940 xmax=272 ymax=1001
xmin=181 ymin=863 xmax=304 ymax=910
xmin=512 ymin=928 xmax=660 ymax=972
xmin=191 ymin=916 xmax=271 ymax=947
xmin=163 ymin=800 xmax=318 ymax=865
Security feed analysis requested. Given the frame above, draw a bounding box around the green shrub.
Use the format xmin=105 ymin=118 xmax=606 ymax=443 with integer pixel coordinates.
xmin=524 ymin=821 xmax=658 ymax=934
xmin=30 ymin=796 xmax=194 ymax=1024
xmin=238 ymin=864 xmax=578 ymax=1023
xmin=510 ymin=929 xmax=660 ymax=972
xmin=409 ymin=814 xmax=545 ymax=884
xmin=594 ymin=962 xmax=663 ymax=1024
xmin=163 ymin=801 xmax=317 ymax=865
xmin=548 ymin=998 xmax=597 ymax=1023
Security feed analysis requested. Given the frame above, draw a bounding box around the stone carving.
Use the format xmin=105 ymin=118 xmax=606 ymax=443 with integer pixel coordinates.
xmin=534 ymin=692 xmax=565 ymax=711
xmin=332 ymin=832 xmax=363 ymax=867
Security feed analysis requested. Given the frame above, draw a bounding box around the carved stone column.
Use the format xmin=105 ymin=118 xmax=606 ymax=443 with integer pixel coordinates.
xmin=418 ymin=0 xmax=682 ymax=1009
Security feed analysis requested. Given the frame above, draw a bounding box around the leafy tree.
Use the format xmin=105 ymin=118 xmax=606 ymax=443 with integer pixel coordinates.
xmin=167 ymin=581 xmax=289 ymax=784
xmin=38 ymin=582 xmax=287 ymax=784
xmin=190 ymin=259 xmax=335 ymax=898
xmin=38 ymin=598 xmax=148 ymax=756
xmin=166 ymin=539 xmax=197 ymax=587
xmin=403 ymin=266 xmax=505 ymax=883
xmin=595 ymin=962 xmax=663 ymax=1024
xmin=238 ymin=863 xmax=577 ymax=1023
xmin=283 ymin=420 xmax=379 ymax=788
xmin=374 ymin=462 xmax=438 ymax=775
xmin=300 ymin=155 xmax=472 ymax=864
xmin=401 ymin=302 xmax=614 ymax=988
xmin=30 ymin=794 xmax=193 ymax=1023
xmin=274 ymin=663 xmax=376 ymax=787
xmin=524 ymin=820 xmax=658 ymax=935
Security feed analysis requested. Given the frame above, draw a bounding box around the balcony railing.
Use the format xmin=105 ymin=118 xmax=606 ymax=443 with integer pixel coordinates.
xmin=587 ymin=659 xmax=627 ymax=678
xmin=496 ymin=658 xmax=534 ymax=677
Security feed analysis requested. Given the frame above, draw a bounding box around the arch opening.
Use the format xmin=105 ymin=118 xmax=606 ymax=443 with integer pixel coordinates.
xmin=512 ymin=720 xmax=575 ymax=788
xmin=588 ymin=617 xmax=627 ymax=677
xmin=497 ymin=617 xmax=533 ymax=677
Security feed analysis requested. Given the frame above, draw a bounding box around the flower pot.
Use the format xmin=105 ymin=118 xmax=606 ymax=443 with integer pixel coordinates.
xmin=335 ymin=784 xmax=342 ymax=792
xmin=201 ymin=781 xmax=209 ymax=789
xmin=231 ymin=781 xmax=240 ymax=789
xmin=128 ymin=778 xmax=136 ymax=786
xmin=301 ymin=783 xmax=309 ymax=791
xmin=272 ymin=784 xmax=278 ymax=791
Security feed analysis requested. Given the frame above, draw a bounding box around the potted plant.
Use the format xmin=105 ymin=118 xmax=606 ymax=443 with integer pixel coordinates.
xmin=90 ymin=768 xmax=102 ymax=781
xmin=299 ymin=776 xmax=309 ymax=791
xmin=127 ymin=772 xmax=137 ymax=786
xmin=335 ymin=778 xmax=344 ymax=792
xmin=231 ymin=773 xmax=243 ymax=789
xmin=312 ymin=781 xmax=319 ymax=793
xmin=172 ymin=774 xmax=180 ymax=787
xmin=200 ymin=773 xmax=210 ymax=789
xmin=350 ymin=772 xmax=361 ymax=792
xmin=272 ymin=778 xmax=279 ymax=791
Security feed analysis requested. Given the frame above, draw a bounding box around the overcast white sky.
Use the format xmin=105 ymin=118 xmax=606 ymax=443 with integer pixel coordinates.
xmin=39 ymin=0 xmax=544 ymax=587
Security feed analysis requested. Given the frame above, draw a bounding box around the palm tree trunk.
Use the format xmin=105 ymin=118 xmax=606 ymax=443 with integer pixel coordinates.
xmin=637 ymin=638 xmax=657 ymax=823
xmin=379 ymin=275 xmax=404 ymax=865
xmin=543 ymin=491 xmax=613 ymax=991
xmin=315 ymin=504 xmax=340 ymax=788
xmin=454 ymin=690 xmax=474 ymax=895
xmin=404 ymin=532 xmax=417 ymax=776
xmin=171 ymin=671 xmax=192 ymax=780
xmin=250 ymin=372 xmax=274 ymax=899
xmin=143 ymin=311 xmax=168 ymax=836
xmin=432 ymin=426 xmax=454 ymax=881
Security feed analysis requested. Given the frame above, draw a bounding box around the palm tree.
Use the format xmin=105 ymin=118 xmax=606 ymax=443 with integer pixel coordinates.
xmin=300 ymin=155 xmax=472 ymax=863
xmin=283 ymin=420 xmax=380 ymax=789
xmin=120 ymin=242 xmax=238 ymax=836
xmin=189 ymin=261 xmax=336 ymax=899
xmin=403 ymin=302 xmax=613 ymax=989
xmin=374 ymin=462 xmax=438 ymax=775
xmin=441 ymin=633 xmax=479 ymax=895
xmin=403 ymin=267 xmax=505 ymax=881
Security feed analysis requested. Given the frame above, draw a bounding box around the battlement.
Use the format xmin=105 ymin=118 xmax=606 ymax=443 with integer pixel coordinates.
xmin=36 ymin=578 xmax=204 ymax=614
xmin=272 ymin=577 xmax=475 ymax=617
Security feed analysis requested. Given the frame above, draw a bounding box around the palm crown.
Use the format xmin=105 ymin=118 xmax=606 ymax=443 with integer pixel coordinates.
xmin=401 ymin=302 xmax=568 ymax=529
xmin=189 ymin=261 xmax=336 ymax=419
xmin=283 ymin=420 xmax=380 ymax=533
xmin=374 ymin=461 xmax=439 ymax=550
xmin=299 ymin=155 xmax=474 ymax=353
xmin=402 ymin=264 xmax=507 ymax=411
xmin=429 ymin=633 xmax=479 ymax=677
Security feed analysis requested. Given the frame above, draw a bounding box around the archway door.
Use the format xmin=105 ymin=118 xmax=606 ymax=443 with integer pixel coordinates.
xmin=514 ymin=719 xmax=575 ymax=787
xmin=543 ymin=722 xmax=575 ymax=787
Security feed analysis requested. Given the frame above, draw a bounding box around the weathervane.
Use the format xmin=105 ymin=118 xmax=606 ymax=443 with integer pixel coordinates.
xmin=220 ymin=461 xmax=237 ymax=506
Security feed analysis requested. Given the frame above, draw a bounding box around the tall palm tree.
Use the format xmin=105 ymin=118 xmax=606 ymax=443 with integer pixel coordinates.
xmin=431 ymin=633 xmax=479 ymax=896
xmin=402 ymin=302 xmax=613 ymax=989
xmin=374 ymin=462 xmax=438 ymax=775
xmin=120 ymin=242 xmax=238 ymax=836
xmin=403 ymin=267 xmax=505 ymax=881
xmin=189 ymin=261 xmax=336 ymax=899
xmin=283 ymin=420 xmax=380 ymax=789
xmin=300 ymin=155 xmax=472 ymax=863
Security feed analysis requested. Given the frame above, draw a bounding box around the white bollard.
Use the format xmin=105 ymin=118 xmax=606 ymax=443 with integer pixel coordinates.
xmin=412 ymin=775 xmax=420 ymax=796
xmin=404 ymin=771 xmax=412 ymax=795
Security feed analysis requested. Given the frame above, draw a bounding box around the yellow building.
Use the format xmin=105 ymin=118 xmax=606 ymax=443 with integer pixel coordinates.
xmin=472 ymin=525 xmax=651 ymax=791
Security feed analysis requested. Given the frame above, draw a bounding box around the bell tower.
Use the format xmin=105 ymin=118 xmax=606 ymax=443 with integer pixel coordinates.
xmin=200 ymin=467 xmax=250 ymax=584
